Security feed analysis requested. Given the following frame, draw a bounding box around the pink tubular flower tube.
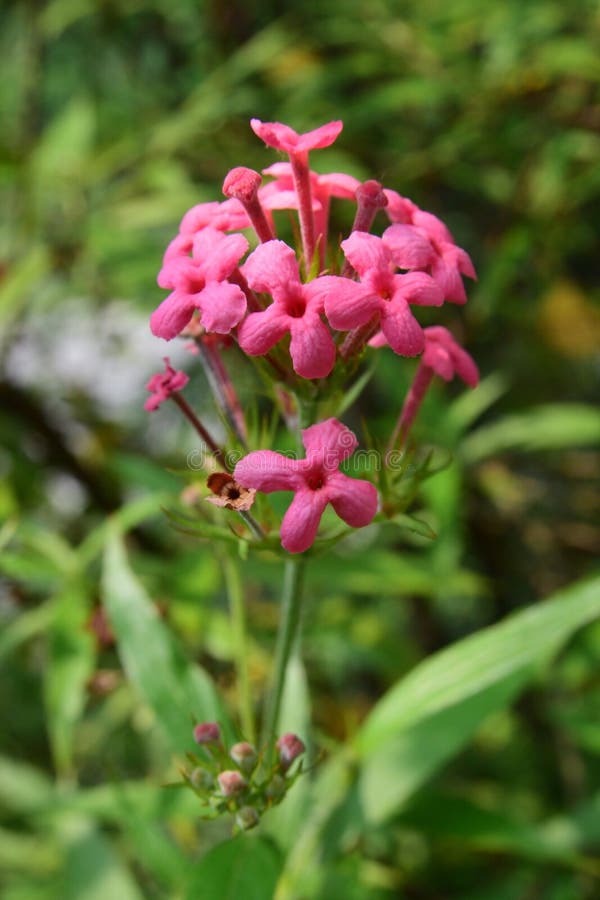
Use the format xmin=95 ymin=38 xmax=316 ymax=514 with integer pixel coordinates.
xmin=327 ymin=231 xmax=444 ymax=356
xmin=237 ymin=240 xmax=364 ymax=379
xmin=251 ymin=119 xmax=344 ymax=271
xmin=151 ymin=227 xmax=249 ymax=340
xmin=234 ymin=418 xmax=378 ymax=553
xmin=144 ymin=358 xmax=189 ymax=411
xmin=389 ymin=327 xmax=479 ymax=450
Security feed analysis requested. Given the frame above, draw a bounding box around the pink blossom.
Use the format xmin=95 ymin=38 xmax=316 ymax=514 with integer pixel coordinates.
xmin=422 ymin=326 xmax=479 ymax=386
xmin=238 ymin=240 xmax=364 ymax=379
xmin=382 ymin=196 xmax=477 ymax=303
xmin=179 ymin=199 xmax=250 ymax=235
xmin=144 ymin=358 xmax=189 ymax=411
xmin=234 ymin=418 xmax=378 ymax=553
xmin=151 ymin=227 xmax=248 ymax=340
xmin=250 ymin=119 xmax=343 ymax=154
xmin=193 ymin=721 xmax=221 ymax=745
xmin=326 ymin=232 xmax=444 ymax=356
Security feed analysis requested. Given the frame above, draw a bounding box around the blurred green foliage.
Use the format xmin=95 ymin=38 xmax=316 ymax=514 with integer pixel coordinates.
xmin=1 ymin=0 xmax=599 ymax=897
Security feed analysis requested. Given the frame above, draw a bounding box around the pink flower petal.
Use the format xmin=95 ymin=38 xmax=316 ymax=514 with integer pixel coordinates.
xmin=237 ymin=304 xmax=290 ymax=356
xmin=241 ymin=240 xmax=300 ymax=302
xmin=431 ymin=256 xmax=467 ymax=304
xmin=383 ymin=190 xmax=417 ymax=224
xmin=394 ymin=271 xmax=444 ymax=307
xmin=326 ymin=472 xmax=378 ymax=527
xmin=318 ymin=276 xmax=380 ymax=331
xmin=380 ymin=299 xmax=424 ymax=356
xmin=317 ymin=172 xmax=361 ymax=199
xmin=235 ymin=450 xmax=304 ymax=493
xmin=411 ymin=209 xmax=454 ymax=244
xmin=382 ymin=224 xmax=436 ymax=269
xmin=308 ymin=275 xmax=376 ymax=328
xmin=251 ymin=119 xmax=302 ymax=153
xmin=452 ymin=346 xmax=479 ymax=387
xmin=289 ymin=316 xmax=336 ymax=379
xmin=302 ymin=418 xmax=358 ymax=466
xmin=280 ymin=489 xmax=329 ymax=553
xmin=251 ymin=119 xmax=343 ymax=154
xmin=294 ymin=120 xmax=344 ymax=152
xmin=368 ymin=330 xmax=387 ymax=349
xmin=341 ymin=232 xmax=391 ymax=280
xmin=180 ymin=200 xmax=249 ymax=234
xmin=193 ymin=229 xmax=249 ymax=282
xmin=423 ymin=343 xmax=454 ymax=380
xmin=197 ymin=282 xmax=247 ymax=333
xmin=150 ymin=291 xmax=195 ymax=340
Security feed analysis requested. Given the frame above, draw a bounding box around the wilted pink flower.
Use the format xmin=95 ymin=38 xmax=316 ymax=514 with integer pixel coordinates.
xmin=422 ymin=326 xmax=479 ymax=386
xmin=238 ymin=240 xmax=363 ymax=379
xmin=234 ymin=418 xmax=378 ymax=553
xmin=144 ymin=358 xmax=189 ymax=411
xmin=193 ymin=721 xmax=221 ymax=745
xmin=151 ymin=227 xmax=249 ymax=340
xmin=218 ymin=770 xmax=248 ymax=796
xmin=250 ymin=119 xmax=343 ymax=154
xmin=327 ymin=232 xmax=444 ymax=356
xmin=276 ymin=733 xmax=306 ymax=771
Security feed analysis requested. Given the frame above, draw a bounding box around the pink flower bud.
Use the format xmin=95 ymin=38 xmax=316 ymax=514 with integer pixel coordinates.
xmin=230 ymin=741 xmax=257 ymax=774
xmin=223 ymin=167 xmax=262 ymax=204
xmin=193 ymin=721 xmax=221 ymax=745
xmin=276 ymin=733 xmax=306 ymax=771
xmin=218 ymin=770 xmax=248 ymax=797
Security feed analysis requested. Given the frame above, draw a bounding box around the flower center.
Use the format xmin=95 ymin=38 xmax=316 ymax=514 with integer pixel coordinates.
xmin=285 ymin=293 xmax=306 ymax=318
xmin=185 ymin=273 xmax=206 ymax=294
xmin=307 ymin=473 xmax=324 ymax=491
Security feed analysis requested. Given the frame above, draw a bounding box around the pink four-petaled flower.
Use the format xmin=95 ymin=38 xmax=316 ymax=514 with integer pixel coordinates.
xmin=326 ymin=231 xmax=444 ymax=356
xmin=237 ymin=240 xmax=365 ymax=379
xmin=234 ymin=418 xmax=378 ymax=553
xmin=250 ymin=119 xmax=343 ymax=155
xmin=151 ymin=227 xmax=249 ymax=340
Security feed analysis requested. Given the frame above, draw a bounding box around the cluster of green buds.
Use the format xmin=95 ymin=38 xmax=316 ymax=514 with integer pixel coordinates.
xmin=183 ymin=722 xmax=306 ymax=832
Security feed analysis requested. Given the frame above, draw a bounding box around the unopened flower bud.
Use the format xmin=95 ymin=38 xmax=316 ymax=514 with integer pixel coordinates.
xmin=235 ymin=806 xmax=260 ymax=831
xmin=276 ymin=733 xmax=306 ymax=772
xmin=223 ymin=167 xmax=262 ymax=204
xmin=218 ymin=770 xmax=248 ymax=797
xmin=189 ymin=767 xmax=213 ymax=791
xmin=193 ymin=721 xmax=221 ymax=745
xmin=230 ymin=741 xmax=257 ymax=774
xmin=265 ymin=773 xmax=286 ymax=800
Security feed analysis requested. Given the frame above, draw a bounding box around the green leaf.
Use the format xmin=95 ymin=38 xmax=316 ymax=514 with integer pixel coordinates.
xmin=101 ymin=530 xmax=231 ymax=752
xmin=355 ymin=575 xmax=600 ymax=822
xmin=44 ymin=583 xmax=95 ymax=776
xmin=185 ymin=836 xmax=283 ymax=900
xmin=461 ymin=404 xmax=600 ymax=462
xmin=58 ymin=821 xmax=143 ymax=900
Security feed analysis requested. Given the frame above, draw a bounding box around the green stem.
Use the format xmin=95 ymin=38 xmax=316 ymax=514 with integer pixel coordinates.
xmin=262 ymin=555 xmax=307 ymax=759
xmin=223 ymin=553 xmax=255 ymax=744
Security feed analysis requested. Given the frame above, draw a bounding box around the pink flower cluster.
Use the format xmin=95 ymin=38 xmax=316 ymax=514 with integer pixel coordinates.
xmin=150 ymin=118 xmax=476 ymax=376
xmin=147 ymin=118 xmax=479 ymax=553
